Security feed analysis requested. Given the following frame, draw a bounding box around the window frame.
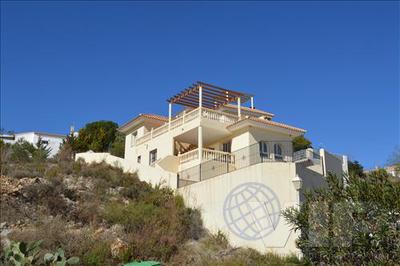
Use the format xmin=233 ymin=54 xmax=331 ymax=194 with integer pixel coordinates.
xmin=274 ymin=143 xmax=283 ymax=160
xmin=149 ymin=149 xmax=157 ymax=165
xmin=130 ymin=131 xmax=138 ymax=147
xmin=259 ymin=141 xmax=268 ymax=155
xmin=222 ymin=141 xmax=232 ymax=153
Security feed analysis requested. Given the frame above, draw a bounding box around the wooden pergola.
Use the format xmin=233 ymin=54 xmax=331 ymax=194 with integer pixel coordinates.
xmin=167 ymin=81 xmax=253 ymax=110
xmin=166 ymin=81 xmax=254 ymax=161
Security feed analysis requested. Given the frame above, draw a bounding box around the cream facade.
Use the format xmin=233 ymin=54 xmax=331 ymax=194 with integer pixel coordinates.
xmin=76 ymin=82 xmax=348 ymax=255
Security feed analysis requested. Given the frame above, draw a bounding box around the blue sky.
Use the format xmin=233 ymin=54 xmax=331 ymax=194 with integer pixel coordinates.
xmin=1 ymin=1 xmax=398 ymax=168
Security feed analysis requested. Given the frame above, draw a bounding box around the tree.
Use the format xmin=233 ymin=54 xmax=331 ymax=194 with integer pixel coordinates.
xmin=283 ymin=170 xmax=400 ymax=265
xmin=0 ymin=140 xmax=12 ymax=164
xmin=56 ymin=134 xmax=77 ymax=162
xmin=110 ymin=132 xmax=125 ymax=158
xmin=348 ymin=160 xmax=365 ymax=178
xmin=33 ymin=137 xmax=52 ymax=161
xmin=74 ymin=121 xmax=118 ymax=153
xmin=9 ymin=139 xmax=36 ymax=163
xmin=292 ymin=135 xmax=312 ymax=152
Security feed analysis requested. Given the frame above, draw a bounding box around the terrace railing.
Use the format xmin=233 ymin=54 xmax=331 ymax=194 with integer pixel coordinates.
xmin=178 ymin=149 xmax=199 ymax=164
xmin=293 ymin=148 xmax=320 ymax=162
xmin=178 ymin=142 xmax=293 ymax=187
xmin=178 ymin=148 xmax=235 ymax=165
xmin=136 ymin=107 xmax=239 ymax=145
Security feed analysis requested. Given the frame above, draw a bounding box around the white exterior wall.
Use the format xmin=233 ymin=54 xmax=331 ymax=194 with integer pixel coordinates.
xmin=322 ymin=150 xmax=344 ymax=177
xmin=248 ymin=128 xmax=293 ymax=161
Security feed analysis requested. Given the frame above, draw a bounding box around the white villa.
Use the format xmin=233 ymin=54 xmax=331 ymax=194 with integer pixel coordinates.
xmin=77 ymin=81 xmax=348 ymax=255
xmin=3 ymin=131 xmax=65 ymax=157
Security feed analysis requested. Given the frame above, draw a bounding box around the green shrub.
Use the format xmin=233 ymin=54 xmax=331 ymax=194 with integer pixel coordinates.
xmin=104 ymin=201 xmax=161 ymax=232
xmin=82 ymin=242 xmax=110 ymax=266
xmin=283 ymin=170 xmax=400 ymax=265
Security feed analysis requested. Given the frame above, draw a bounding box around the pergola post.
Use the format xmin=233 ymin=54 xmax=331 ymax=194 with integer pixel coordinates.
xmin=199 ymin=86 xmax=202 ymax=108
xmin=250 ymin=96 xmax=254 ymax=109
xmin=237 ymin=97 xmax=241 ymax=118
xmin=198 ymin=126 xmax=203 ymax=162
xmin=168 ymin=102 xmax=172 ymax=131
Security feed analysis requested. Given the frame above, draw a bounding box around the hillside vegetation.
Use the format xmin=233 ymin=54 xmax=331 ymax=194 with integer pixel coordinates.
xmin=0 ymin=140 xmax=303 ymax=265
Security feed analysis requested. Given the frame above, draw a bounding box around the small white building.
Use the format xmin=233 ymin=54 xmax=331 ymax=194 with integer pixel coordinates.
xmin=4 ymin=132 xmax=66 ymax=157
xmin=76 ymin=81 xmax=348 ymax=255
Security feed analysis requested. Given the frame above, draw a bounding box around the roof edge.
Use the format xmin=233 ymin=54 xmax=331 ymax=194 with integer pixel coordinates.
xmin=227 ymin=117 xmax=306 ymax=134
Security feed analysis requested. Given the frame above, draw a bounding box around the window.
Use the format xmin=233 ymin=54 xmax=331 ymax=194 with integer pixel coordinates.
xmin=131 ymin=131 xmax=137 ymax=147
xmin=274 ymin=144 xmax=283 ymax=160
xmin=259 ymin=141 xmax=269 ymax=162
xmin=222 ymin=141 xmax=232 ymax=153
xmin=137 ymin=155 xmax=141 ymax=164
xmin=149 ymin=149 xmax=157 ymax=165
xmin=259 ymin=141 xmax=268 ymax=154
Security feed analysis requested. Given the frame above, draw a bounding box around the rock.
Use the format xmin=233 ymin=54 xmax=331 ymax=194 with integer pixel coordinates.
xmin=0 ymin=228 xmax=13 ymax=248
xmin=110 ymin=238 xmax=128 ymax=258
xmin=0 ymin=222 xmax=7 ymax=229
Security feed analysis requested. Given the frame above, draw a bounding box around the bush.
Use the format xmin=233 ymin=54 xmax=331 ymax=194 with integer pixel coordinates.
xmin=283 ymin=170 xmax=400 ymax=265
xmin=292 ymin=136 xmax=312 ymax=152
xmin=4 ymin=160 xmax=205 ymax=264
xmin=110 ymin=132 xmax=125 ymax=158
xmin=103 ymin=188 xmax=204 ymax=262
xmin=169 ymin=233 xmax=304 ymax=266
xmin=23 ymin=178 xmax=76 ymax=216
xmin=82 ymin=241 xmax=111 ymax=266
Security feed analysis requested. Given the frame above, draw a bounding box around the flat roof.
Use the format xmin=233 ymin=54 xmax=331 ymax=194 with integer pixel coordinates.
xmin=15 ymin=131 xmax=66 ymax=138
xmin=227 ymin=117 xmax=306 ymax=135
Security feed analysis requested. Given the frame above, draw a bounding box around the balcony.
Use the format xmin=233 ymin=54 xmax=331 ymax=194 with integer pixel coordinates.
xmin=136 ymin=107 xmax=239 ymax=145
xmin=178 ymin=148 xmax=235 ymax=165
xmin=177 ymin=144 xmax=320 ymax=187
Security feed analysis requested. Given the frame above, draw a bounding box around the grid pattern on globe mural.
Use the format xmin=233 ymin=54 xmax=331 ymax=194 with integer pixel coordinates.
xmin=223 ymin=183 xmax=281 ymax=240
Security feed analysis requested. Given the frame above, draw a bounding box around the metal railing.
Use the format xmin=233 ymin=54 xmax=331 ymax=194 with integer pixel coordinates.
xmin=178 ymin=141 xmax=294 ymax=187
xmin=136 ymin=107 xmax=239 ymax=145
xmin=293 ymin=148 xmax=320 ymax=162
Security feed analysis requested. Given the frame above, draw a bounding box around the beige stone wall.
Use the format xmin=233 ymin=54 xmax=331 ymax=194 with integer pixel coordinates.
xmin=178 ymin=162 xmax=300 ymax=255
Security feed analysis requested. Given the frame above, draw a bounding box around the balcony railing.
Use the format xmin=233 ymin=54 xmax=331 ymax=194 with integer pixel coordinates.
xmin=136 ymin=107 xmax=239 ymax=145
xmin=178 ymin=149 xmax=199 ymax=164
xmin=178 ymin=148 xmax=235 ymax=165
xmin=178 ymin=142 xmax=304 ymax=187
xmin=202 ymin=148 xmax=235 ymax=163
xmin=293 ymin=148 xmax=320 ymax=162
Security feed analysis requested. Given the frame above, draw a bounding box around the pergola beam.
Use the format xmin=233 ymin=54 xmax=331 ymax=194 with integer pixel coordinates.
xmin=174 ymin=99 xmax=214 ymax=109
xmin=167 ymin=81 xmax=252 ymax=110
xmin=197 ymin=81 xmax=245 ymax=96
xmin=183 ymin=94 xmax=226 ymax=106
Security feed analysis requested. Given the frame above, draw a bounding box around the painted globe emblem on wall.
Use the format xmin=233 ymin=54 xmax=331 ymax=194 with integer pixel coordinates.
xmin=223 ymin=182 xmax=281 ymax=241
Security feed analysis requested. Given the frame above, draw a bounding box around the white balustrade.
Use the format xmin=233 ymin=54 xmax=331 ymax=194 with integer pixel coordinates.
xmin=178 ymin=148 xmax=199 ymax=164
xmin=202 ymin=148 xmax=235 ymax=164
xmin=135 ymin=107 xmax=239 ymax=145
